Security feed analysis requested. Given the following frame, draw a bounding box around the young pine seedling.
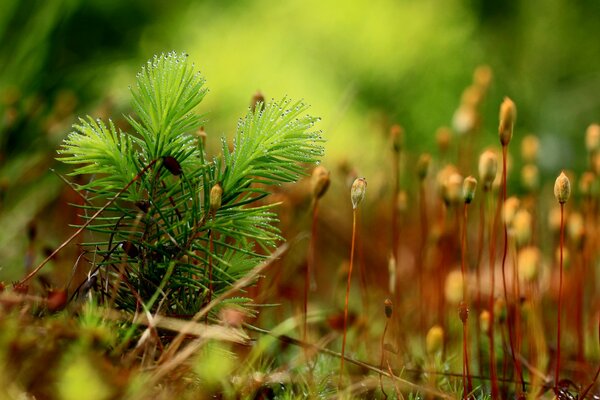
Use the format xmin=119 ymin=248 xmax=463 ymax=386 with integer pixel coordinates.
xmin=45 ymin=52 xmax=323 ymax=317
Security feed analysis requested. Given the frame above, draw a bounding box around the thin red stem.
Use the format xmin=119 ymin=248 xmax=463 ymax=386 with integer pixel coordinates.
xmin=463 ymin=321 xmax=470 ymax=399
xmin=475 ymin=191 xmax=486 ymax=375
xmin=461 ymin=203 xmax=469 ymax=303
xmin=340 ymin=209 xmax=358 ymax=386
xmin=489 ymin=181 xmax=500 ymax=398
xmin=419 ymin=181 xmax=428 ymax=331
xmin=305 ymin=200 xmax=319 ymax=347
xmin=500 ymin=145 xmax=524 ymax=394
xmin=391 ymin=151 xmax=400 ymax=266
xmin=556 ymin=203 xmax=565 ymax=389
xmin=208 ymin=230 xmax=214 ymax=303
xmin=379 ymin=319 xmax=390 ymax=398
xmin=461 ymin=203 xmax=473 ymax=396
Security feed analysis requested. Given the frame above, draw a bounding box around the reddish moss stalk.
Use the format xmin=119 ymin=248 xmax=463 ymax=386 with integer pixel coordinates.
xmin=460 ymin=211 xmax=473 ymax=396
xmin=307 ymin=166 xmax=329 ymax=351
xmin=340 ymin=177 xmax=366 ymax=386
xmin=555 ymin=202 xmax=565 ymax=389
xmin=488 ymin=183 xmax=501 ymax=398
xmin=340 ymin=208 xmax=358 ymax=385
xmin=475 ymin=190 xmax=486 ymax=375
xmin=391 ymin=148 xmax=400 ymax=271
xmin=499 ymin=145 xmax=524 ymax=394
xmin=305 ymin=199 xmax=320 ymax=348
xmin=208 ymin=230 xmax=214 ymax=304
xmin=553 ymin=171 xmax=570 ymax=391
xmin=461 ymin=176 xmax=477 ymax=397
xmin=419 ymin=179 xmax=428 ymax=331
xmin=416 ymin=153 xmax=430 ymax=332
xmin=380 ymin=299 xmax=392 ymax=398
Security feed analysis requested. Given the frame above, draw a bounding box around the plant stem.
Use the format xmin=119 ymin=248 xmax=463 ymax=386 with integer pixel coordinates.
xmin=460 ymin=203 xmax=473 ymax=397
xmin=500 ymin=144 xmax=524 ymax=394
xmin=340 ymin=208 xmax=358 ymax=386
xmin=555 ymin=202 xmax=565 ymax=390
xmin=418 ymin=180 xmax=428 ymax=332
xmin=488 ymin=181 xmax=500 ymax=399
xmin=380 ymin=318 xmax=390 ymax=399
xmin=462 ymin=319 xmax=470 ymax=399
xmin=305 ymin=199 xmax=320 ymax=354
xmin=391 ymin=149 xmax=400 ymax=271
xmin=475 ymin=190 xmax=486 ymax=376
xmin=207 ymin=228 xmax=214 ymax=320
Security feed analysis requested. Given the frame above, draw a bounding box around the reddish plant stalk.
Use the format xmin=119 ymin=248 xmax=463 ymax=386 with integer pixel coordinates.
xmin=437 ymin=205 xmax=448 ymax=334
xmin=462 ymin=320 xmax=470 ymax=399
xmin=555 ymin=202 xmax=565 ymax=389
xmin=379 ymin=318 xmax=390 ymax=398
xmin=340 ymin=208 xmax=358 ymax=385
xmin=391 ymin=150 xmax=400 ymax=270
xmin=499 ymin=145 xmax=524 ymax=393
xmin=208 ymin=230 xmax=214 ymax=303
xmin=475 ymin=190 xmax=486 ymax=375
xmin=305 ymin=199 xmax=320 ymax=348
xmin=511 ymin=238 xmax=524 ymax=391
xmin=460 ymin=203 xmax=473 ymax=397
xmin=576 ymin=250 xmax=585 ymax=364
xmin=488 ymin=182 xmax=501 ymax=398
xmin=418 ymin=181 xmax=428 ymax=331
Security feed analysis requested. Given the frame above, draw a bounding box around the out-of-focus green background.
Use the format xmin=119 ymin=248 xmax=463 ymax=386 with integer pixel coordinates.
xmin=1 ymin=0 xmax=599 ymax=280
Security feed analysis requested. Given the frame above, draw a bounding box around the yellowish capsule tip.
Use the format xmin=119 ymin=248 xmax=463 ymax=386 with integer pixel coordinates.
xmin=554 ymin=171 xmax=571 ymax=204
xmin=351 ymin=177 xmax=367 ymax=209
xmin=499 ymin=97 xmax=516 ymax=146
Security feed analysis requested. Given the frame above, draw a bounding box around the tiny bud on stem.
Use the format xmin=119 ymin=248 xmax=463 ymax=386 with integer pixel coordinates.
xmin=251 ymin=91 xmax=265 ymax=112
xmin=210 ymin=183 xmax=223 ymax=213
xmin=351 ymin=177 xmax=367 ymax=209
xmin=417 ymin=153 xmax=431 ymax=181
xmin=498 ymin=97 xmax=516 ymax=146
xmin=478 ymin=150 xmax=498 ymax=190
xmin=311 ymin=165 xmax=330 ymax=199
xmin=384 ymin=298 xmax=393 ymax=319
xmin=463 ymin=176 xmax=477 ymax=204
xmin=459 ymin=301 xmax=469 ymax=323
xmin=554 ymin=171 xmax=571 ymax=204
xmin=390 ymin=124 xmax=404 ymax=153
xmin=162 ymin=156 xmax=182 ymax=176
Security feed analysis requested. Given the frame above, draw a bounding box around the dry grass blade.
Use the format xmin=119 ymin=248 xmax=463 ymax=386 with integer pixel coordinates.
xmin=104 ymin=309 xmax=250 ymax=345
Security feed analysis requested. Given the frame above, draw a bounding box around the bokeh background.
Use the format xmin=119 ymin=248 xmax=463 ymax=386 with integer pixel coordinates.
xmin=1 ymin=0 xmax=599 ymax=280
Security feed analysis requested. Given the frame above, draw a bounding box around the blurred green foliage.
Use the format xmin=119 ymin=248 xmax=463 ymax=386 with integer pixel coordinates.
xmin=1 ymin=0 xmax=599 ymax=279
